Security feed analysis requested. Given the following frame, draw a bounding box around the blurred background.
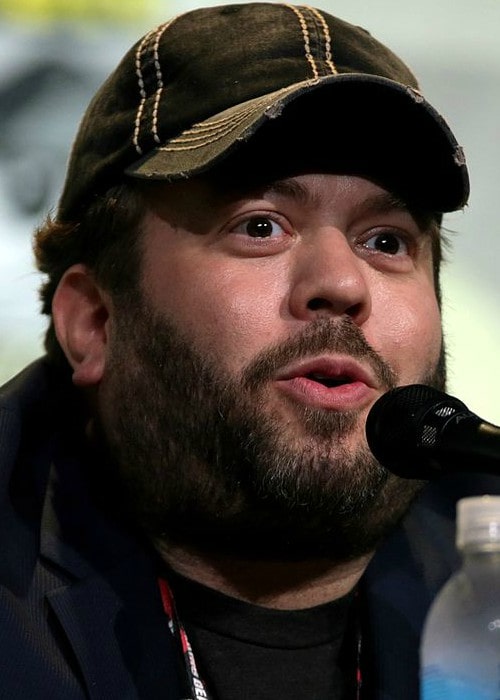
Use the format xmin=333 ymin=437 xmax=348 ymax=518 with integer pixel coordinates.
xmin=1 ymin=0 xmax=499 ymax=422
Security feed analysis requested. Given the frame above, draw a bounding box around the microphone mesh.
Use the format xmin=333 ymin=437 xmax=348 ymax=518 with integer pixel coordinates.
xmin=365 ymin=384 xmax=468 ymax=476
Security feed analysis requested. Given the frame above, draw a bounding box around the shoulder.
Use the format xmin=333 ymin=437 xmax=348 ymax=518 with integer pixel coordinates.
xmin=0 ymin=355 xmax=77 ymax=415
xmin=0 ymin=358 xmax=62 ymax=442
xmin=1 ymin=356 xmax=66 ymax=398
xmin=0 ymin=357 xmax=77 ymax=489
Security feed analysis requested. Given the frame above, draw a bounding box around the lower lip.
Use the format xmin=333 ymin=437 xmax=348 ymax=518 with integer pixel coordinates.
xmin=275 ymin=377 xmax=374 ymax=411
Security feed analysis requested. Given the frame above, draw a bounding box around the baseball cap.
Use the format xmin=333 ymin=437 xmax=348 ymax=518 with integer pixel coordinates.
xmin=57 ymin=2 xmax=469 ymax=221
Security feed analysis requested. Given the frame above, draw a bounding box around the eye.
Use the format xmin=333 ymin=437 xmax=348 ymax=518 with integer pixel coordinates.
xmin=232 ymin=216 xmax=286 ymax=239
xmin=363 ymin=230 xmax=410 ymax=256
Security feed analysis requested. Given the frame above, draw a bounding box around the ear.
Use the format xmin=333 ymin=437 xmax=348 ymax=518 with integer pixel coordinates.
xmin=52 ymin=264 xmax=111 ymax=387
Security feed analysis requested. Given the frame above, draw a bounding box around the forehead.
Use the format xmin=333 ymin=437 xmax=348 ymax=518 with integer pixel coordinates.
xmin=140 ymin=169 xmax=437 ymax=236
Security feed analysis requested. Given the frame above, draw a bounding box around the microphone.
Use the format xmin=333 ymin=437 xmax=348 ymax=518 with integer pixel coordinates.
xmin=365 ymin=384 xmax=500 ymax=479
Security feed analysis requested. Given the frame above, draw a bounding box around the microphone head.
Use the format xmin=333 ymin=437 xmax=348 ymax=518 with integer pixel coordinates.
xmin=365 ymin=384 xmax=470 ymax=479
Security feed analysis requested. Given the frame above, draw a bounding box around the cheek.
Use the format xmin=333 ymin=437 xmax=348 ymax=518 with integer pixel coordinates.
xmin=145 ymin=255 xmax=288 ymax=372
xmin=371 ymin=283 xmax=442 ymax=380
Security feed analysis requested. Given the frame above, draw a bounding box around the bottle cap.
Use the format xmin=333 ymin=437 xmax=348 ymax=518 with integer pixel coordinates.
xmin=457 ymin=495 xmax=500 ymax=551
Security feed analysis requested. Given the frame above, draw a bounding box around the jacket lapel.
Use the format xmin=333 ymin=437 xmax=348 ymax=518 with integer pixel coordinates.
xmin=46 ymin=555 xmax=182 ymax=700
xmin=38 ymin=430 xmax=184 ymax=699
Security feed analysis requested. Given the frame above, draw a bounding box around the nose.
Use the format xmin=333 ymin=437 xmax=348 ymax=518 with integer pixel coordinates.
xmin=288 ymin=227 xmax=372 ymax=325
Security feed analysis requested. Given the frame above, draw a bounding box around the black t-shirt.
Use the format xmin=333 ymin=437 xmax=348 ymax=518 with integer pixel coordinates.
xmin=168 ymin=571 xmax=359 ymax=700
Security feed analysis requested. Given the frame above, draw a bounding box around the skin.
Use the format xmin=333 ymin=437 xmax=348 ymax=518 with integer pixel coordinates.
xmin=53 ymin=172 xmax=442 ymax=609
xmin=139 ymin=173 xmax=441 ymax=449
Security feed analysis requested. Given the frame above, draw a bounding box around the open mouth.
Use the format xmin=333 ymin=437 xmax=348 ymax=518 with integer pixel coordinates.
xmin=276 ymin=360 xmax=373 ymax=410
xmin=305 ymin=373 xmax=354 ymax=388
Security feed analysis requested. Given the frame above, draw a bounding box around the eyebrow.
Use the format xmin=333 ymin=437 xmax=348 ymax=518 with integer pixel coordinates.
xmin=262 ymin=179 xmax=434 ymax=232
xmin=211 ymin=172 xmax=438 ymax=235
xmin=264 ymin=178 xmax=318 ymax=206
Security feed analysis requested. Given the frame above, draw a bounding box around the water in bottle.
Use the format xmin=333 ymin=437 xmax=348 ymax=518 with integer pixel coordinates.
xmin=421 ymin=495 xmax=500 ymax=700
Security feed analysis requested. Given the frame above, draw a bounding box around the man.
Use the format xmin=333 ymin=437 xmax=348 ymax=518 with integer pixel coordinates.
xmin=0 ymin=3 xmax=493 ymax=699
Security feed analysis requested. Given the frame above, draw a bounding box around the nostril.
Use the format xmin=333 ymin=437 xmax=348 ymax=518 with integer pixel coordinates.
xmin=307 ymin=297 xmax=366 ymax=320
xmin=307 ymin=297 xmax=330 ymax=311
xmin=345 ymin=302 xmax=365 ymax=319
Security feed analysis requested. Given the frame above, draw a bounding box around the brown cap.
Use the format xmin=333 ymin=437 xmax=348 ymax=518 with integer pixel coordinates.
xmin=58 ymin=2 xmax=469 ymax=220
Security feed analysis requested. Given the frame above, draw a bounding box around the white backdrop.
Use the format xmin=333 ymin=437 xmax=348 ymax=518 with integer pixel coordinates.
xmin=1 ymin=0 xmax=499 ymax=425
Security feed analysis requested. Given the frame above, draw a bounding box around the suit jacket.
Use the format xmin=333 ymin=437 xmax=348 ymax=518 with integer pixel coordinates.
xmin=1 ymin=358 xmax=499 ymax=699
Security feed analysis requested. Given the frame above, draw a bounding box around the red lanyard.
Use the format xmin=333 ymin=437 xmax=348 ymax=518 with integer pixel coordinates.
xmin=356 ymin=622 xmax=363 ymax=700
xmin=159 ymin=577 xmax=213 ymax=699
xmin=158 ymin=577 xmax=363 ymax=699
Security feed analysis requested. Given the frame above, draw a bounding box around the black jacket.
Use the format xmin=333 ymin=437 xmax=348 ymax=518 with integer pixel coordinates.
xmin=1 ymin=358 xmax=498 ymax=699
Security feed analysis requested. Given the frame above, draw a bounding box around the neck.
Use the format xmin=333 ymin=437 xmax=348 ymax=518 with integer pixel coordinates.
xmin=156 ymin=542 xmax=373 ymax=610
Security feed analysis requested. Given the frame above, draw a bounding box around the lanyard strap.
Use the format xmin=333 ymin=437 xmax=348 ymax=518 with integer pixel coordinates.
xmin=353 ymin=589 xmax=363 ymax=700
xmin=159 ymin=576 xmax=364 ymax=699
xmin=159 ymin=577 xmax=213 ymax=700
xmin=356 ymin=619 xmax=363 ymax=700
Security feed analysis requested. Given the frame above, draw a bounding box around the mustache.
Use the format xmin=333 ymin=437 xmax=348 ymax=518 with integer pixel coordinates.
xmin=242 ymin=317 xmax=397 ymax=392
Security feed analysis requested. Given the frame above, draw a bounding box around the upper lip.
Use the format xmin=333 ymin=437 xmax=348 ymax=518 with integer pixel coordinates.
xmin=275 ymin=356 xmax=379 ymax=389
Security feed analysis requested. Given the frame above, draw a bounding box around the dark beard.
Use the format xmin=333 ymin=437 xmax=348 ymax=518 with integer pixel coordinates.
xmin=97 ymin=297 xmax=445 ymax=563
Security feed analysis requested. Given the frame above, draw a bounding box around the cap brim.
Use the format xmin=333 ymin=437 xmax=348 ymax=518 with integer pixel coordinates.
xmin=126 ymin=74 xmax=469 ymax=213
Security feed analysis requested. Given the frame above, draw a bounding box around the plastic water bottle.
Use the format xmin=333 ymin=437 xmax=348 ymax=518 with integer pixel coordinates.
xmin=421 ymin=495 xmax=500 ymax=700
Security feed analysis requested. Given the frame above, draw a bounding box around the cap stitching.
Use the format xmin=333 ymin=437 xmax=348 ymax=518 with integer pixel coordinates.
xmin=159 ymin=104 xmax=269 ymax=151
xmin=151 ymin=22 xmax=173 ymax=145
xmin=307 ymin=6 xmax=337 ymax=75
xmin=284 ymin=4 xmax=320 ymax=82
xmin=158 ymin=84 xmax=307 ymax=152
xmin=133 ymin=28 xmax=157 ymax=155
xmin=133 ymin=18 xmax=177 ymax=155
xmin=161 ymin=121 xmax=250 ymax=152
xmin=165 ymin=109 xmax=254 ymax=140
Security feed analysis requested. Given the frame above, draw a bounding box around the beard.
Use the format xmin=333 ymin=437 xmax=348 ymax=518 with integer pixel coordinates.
xmin=97 ymin=295 xmax=446 ymax=563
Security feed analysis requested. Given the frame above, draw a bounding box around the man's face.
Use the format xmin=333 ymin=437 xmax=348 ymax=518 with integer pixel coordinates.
xmin=98 ymin=173 xmax=444 ymax=561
